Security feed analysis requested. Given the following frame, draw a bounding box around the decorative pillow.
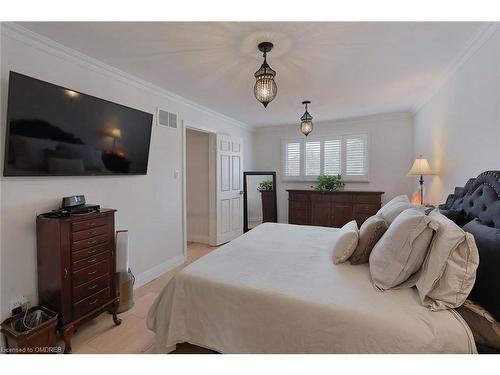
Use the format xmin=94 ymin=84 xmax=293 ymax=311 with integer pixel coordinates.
xmin=416 ymin=210 xmax=479 ymax=311
xmin=462 ymin=218 xmax=499 ymax=321
xmin=349 ymin=215 xmax=388 ymax=265
xmin=456 ymin=300 xmax=500 ymax=350
xmin=440 ymin=208 xmax=469 ymax=228
xmin=332 ymin=220 xmax=359 ymax=264
xmin=376 ymin=195 xmax=413 ymax=224
xmin=369 ymin=207 xmax=436 ymax=290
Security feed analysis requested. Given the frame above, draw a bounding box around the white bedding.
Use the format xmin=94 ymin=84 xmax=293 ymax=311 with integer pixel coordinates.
xmin=146 ymin=223 xmax=476 ymax=353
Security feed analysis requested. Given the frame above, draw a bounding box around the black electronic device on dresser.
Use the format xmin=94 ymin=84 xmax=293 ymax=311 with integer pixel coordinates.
xmin=36 ymin=208 xmax=121 ymax=353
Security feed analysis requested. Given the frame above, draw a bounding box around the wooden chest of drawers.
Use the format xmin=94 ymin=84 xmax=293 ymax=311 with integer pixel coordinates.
xmin=36 ymin=209 xmax=121 ymax=353
xmin=287 ymin=190 xmax=384 ymax=227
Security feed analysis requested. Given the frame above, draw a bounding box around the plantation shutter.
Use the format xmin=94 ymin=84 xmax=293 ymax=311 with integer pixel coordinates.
xmin=305 ymin=141 xmax=321 ymax=176
xmin=345 ymin=136 xmax=367 ymax=177
xmin=324 ymin=139 xmax=342 ymax=176
xmin=285 ymin=142 xmax=301 ymax=177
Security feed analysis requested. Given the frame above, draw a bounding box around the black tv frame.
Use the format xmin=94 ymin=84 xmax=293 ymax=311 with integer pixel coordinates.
xmin=3 ymin=71 xmax=154 ymax=177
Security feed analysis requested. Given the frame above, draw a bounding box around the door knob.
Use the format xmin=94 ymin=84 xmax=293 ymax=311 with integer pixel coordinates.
xmin=239 ymin=191 xmax=244 ymax=195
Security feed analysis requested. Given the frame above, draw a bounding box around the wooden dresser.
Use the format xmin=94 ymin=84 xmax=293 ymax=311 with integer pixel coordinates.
xmin=287 ymin=190 xmax=384 ymax=227
xmin=36 ymin=209 xmax=121 ymax=353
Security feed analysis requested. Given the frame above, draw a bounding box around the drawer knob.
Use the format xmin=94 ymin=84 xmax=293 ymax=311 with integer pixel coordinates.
xmin=89 ymin=299 xmax=99 ymax=305
xmin=88 ymin=249 xmax=97 ymax=254
xmin=88 ymin=257 xmax=97 ymax=263
xmin=88 ymin=270 xmax=97 ymax=276
xmin=88 ymin=284 xmax=98 ymax=290
xmin=88 ymin=240 xmax=97 ymax=245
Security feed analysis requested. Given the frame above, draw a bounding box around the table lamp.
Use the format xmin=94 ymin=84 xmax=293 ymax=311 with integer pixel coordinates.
xmin=408 ymin=155 xmax=435 ymax=205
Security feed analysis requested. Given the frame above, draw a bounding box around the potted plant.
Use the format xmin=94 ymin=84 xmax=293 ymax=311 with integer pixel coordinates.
xmin=314 ymin=174 xmax=345 ymax=192
xmin=258 ymin=180 xmax=273 ymax=191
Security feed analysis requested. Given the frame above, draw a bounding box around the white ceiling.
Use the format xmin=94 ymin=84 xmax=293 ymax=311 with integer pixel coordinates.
xmin=18 ymin=22 xmax=485 ymax=127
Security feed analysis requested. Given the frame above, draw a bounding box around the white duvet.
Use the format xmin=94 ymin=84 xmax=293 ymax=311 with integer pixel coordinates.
xmin=147 ymin=223 xmax=476 ymax=353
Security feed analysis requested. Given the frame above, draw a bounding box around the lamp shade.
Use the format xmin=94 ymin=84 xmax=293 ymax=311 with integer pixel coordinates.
xmin=109 ymin=128 xmax=122 ymax=139
xmin=408 ymin=155 xmax=434 ymax=176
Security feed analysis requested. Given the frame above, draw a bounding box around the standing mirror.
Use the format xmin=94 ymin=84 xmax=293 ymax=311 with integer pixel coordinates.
xmin=243 ymin=172 xmax=277 ymax=232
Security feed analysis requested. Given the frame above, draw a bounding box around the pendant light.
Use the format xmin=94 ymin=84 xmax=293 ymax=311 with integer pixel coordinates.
xmin=300 ymin=101 xmax=313 ymax=136
xmin=254 ymin=42 xmax=277 ymax=108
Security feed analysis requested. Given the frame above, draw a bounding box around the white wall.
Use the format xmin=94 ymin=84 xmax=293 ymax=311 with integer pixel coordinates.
xmin=253 ymin=112 xmax=415 ymax=223
xmin=414 ymin=27 xmax=500 ymax=205
xmin=0 ymin=25 xmax=254 ymax=319
xmin=186 ymin=129 xmax=210 ymax=243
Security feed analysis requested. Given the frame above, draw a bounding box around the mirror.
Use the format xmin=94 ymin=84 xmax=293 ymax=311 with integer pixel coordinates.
xmin=243 ymin=172 xmax=277 ymax=232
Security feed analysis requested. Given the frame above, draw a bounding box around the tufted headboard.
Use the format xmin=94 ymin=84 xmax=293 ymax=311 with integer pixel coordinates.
xmin=439 ymin=171 xmax=500 ymax=321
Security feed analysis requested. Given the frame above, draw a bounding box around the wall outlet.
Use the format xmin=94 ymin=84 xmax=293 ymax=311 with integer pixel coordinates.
xmin=10 ymin=295 xmax=29 ymax=315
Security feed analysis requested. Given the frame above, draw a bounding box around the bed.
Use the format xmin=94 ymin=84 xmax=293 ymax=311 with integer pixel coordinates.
xmin=147 ymin=222 xmax=476 ymax=353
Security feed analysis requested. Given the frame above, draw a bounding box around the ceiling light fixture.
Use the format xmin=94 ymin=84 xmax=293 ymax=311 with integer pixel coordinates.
xmin=300 ymin=101 xmax=313 ymax=136
xmin=254 ymin=42 xmax=277 ymax=108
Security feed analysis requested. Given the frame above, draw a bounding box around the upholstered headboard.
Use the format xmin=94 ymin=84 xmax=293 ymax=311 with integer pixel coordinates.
xmin=439 ymin=171 xmax=500 ymax=321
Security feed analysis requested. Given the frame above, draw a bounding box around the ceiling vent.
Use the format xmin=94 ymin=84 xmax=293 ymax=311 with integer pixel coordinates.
xmin=157 ymin=108 xmax=178 ymax=129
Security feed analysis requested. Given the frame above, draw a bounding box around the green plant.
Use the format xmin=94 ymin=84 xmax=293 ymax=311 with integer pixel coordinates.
xmin=314 ymin=175 xmax=344 ymax=192
xmin=258 ymin=180 xmax=273 ymax=191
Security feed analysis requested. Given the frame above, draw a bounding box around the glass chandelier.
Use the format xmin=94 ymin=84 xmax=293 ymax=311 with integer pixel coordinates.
xmin=254 ymin=42 xmax=277 ymax=108
xmin=300 ymin=101 xmax=313 ymax=136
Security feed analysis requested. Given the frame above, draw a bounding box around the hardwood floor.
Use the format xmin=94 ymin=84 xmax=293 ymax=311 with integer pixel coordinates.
xmin=65 ymin=242 xmax=217 ymax=354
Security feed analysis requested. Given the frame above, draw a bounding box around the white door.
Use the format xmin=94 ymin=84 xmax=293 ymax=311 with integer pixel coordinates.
xmin=216 ymin=134 xmax=243 ymax=244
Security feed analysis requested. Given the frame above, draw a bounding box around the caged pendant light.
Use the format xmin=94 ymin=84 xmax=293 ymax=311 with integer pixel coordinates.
xmin=300 ymin=101 xmax=313 ymax=136
xmin=254 ymin=42 xmax=277 ymax=108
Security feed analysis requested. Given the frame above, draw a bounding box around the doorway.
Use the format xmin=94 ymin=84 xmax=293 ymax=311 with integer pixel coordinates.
xmin=182 ymin=122 xmax=244 ymax=259
xmin=185 ymin=128 xmax=211 ymax=245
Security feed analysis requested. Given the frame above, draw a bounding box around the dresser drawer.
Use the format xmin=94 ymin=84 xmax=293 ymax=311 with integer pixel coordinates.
xmin=356 ymin=194 xmax=382 ymax=204
xmin=72 ymin=251 xmax=110 ymax=271
xmin=73 ymin=274 xmax=110 ymax=302
xmin=288 ymin=192 xmax=310 ymax=201
xmin=289 ymin=200 xmax=309 ymax=210
xmin=355 ymin=203 xmax=380 ymax=214
xmin=310 ymin=194 xmax=332 ymax=202
xmin=73 ymin=287 xmax=110 ymax=318
xmin=332 ymin=194 xmax=353 ymax=203
xmin=72 ymin=259 xmax=109 ymax=287
xmin=72 ymin=225 xmax=108 ymax=242
xmin=72 ymin=234 xmax=108 ymax=251
xmin=72 ymin=217 xmax=108 ymax=232
xmin=72 ymin=243 xmax=109 ymax=262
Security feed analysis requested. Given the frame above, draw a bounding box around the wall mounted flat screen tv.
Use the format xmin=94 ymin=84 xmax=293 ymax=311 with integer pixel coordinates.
xmin=3 ymin=71 xmax=154 ymax=176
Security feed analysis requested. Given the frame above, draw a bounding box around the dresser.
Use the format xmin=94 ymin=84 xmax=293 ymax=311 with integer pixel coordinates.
xmin=36 ymin=209 xmax=121 ymax=353
xmin=287 ymin=190 xmax=384 ymax=227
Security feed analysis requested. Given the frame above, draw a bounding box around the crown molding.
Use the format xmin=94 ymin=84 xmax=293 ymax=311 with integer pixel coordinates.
xmin=412 ymin=22 xmax=500 ymax=115
xmin=254 ymin=110 xmax=412 ymax=133
xmin=1 ymin=22 xmax=253 ymax=132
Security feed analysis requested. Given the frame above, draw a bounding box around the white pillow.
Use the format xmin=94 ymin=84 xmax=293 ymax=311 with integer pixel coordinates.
xmin=332 ymin=220 xmax=359 ymax=264
xmin=369 ymin=207 xmax=437 ymax=290
xmin=416 ymin=210 xmax=479 ymax=311
xmin=376 ymin=195 xmax=413 ymax=224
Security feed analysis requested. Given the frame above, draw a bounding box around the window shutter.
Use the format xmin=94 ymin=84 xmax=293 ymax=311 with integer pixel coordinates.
xmin=324 ymin=139 xmax=342 ymax=176
xmin=305 ymin=141 xmax=321 ymax=176
xmin=285 ymin=142 xmax=301 ymax=177
xmin=345 ymin=136 xmax=367 ymax=176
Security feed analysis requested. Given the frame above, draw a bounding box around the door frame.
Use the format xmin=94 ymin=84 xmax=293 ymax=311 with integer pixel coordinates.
xmin=182 ymin=120 xmax=218 ymax=259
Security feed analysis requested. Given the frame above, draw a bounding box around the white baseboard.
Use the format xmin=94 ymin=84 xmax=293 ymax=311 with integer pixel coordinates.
xmin=134 ymin=253 xmax=186 ymax=290
xmin=187 ymin=233 xmax=209 ymax=244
